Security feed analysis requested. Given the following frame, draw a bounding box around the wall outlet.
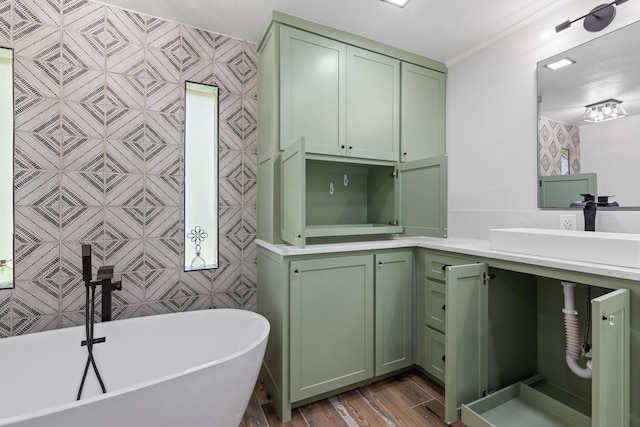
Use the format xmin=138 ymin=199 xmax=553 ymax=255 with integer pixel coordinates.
xmin=560 ymin=214 xmax=577 ymax=230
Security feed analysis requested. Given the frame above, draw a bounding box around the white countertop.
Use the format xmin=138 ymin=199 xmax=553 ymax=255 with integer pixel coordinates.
xmin=256 ymin=236 xmax=640 ymax=282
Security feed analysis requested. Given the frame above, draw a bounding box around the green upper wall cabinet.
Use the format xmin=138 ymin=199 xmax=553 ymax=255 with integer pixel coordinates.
xmin=280 ymin=27 xmax=401 ymax=161
xmin=400 ymin=63 xmax=446 ymax=162
xmin=257 ymin=12 xmax=447 ymax=245
xmin=280 ymin=26 xmax=347 ymax=157
xmin=346 ymin=46 xmax=400 ymax=162
xmin=258 ymin=12 xmax=446 ymax=165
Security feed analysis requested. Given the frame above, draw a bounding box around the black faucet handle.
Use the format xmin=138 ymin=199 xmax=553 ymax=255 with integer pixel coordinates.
xmin=96 ymin=265 xmax=114 ymax=281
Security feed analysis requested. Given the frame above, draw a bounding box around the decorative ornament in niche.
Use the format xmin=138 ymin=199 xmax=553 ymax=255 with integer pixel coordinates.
xmin=187 ymin=226 xmax=209 ymax=268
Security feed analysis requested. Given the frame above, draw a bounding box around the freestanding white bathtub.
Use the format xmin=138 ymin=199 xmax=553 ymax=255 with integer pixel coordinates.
xmin=0 ymin=309 xmax=269 ymax=427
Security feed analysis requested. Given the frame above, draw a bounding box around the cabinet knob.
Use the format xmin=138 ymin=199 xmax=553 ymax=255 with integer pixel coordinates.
xmin=293 ymin=269 xmax=300 ymax=276
xmin=296 ymin=234 xmax=301 ymax=239
xmin=341 ymin=145 xmax=345 ymax=149
xmin=348 ymin=146 xmax=353 ymax=150
xmin=441 ymin=355 xmax=446 ymax=362
xmin=442 ymin=304 xmax=446 ymax=311
xmin=378 ymin=261 xmax=383 ymax=268
xmin=403 ymin=152 xmax=407 ymax=156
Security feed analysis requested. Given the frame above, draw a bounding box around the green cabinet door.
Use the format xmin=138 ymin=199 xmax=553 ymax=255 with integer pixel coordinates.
xmin=592 ymin=288 xmax=630 ymax=427
xmin=400 ymin=63 xmax=446 ymax=162
xmin=346 ymin=46 xmax=400 ymax=162
xmin=280 ymin=26 xmax=346 ymax=155
xmin=395 ymin=155 xmax=448 ymax=237
xmin=538 ymin=173 xmax=597 ymax=208
xmin=444 ymin=263 xmax=489 ymax=425
xmin=374 ymin=251 xmax=413 ymax=376
xmin=280 ymin=139 xmax=305 ymax=248
xmin=289 ymin=255 xmax=374 ymax=402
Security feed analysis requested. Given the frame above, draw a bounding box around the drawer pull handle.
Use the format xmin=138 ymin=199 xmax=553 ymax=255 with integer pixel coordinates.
xmin=442 ymin=304 xmax=446 ymax=311
xmin=441 ymin=264 xmax=451 ymax=271
xmin=441 ymin=355 xmax=446 ymax=362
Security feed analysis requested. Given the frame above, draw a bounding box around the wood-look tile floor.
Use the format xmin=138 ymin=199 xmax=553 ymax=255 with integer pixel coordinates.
xmin=240 ymin=370 xmax=467 ymax=427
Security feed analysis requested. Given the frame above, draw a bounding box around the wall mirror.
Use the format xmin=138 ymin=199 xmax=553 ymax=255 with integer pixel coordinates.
xmin=184 ymin=82 xmax=219 ymax=271
xmin=537 ymin=20 xmax=640 ymax=209
xmin=0 ymin=47 xmax=13 ymax=289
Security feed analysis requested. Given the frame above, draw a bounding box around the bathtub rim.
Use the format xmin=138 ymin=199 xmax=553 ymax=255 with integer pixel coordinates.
xmin=0 ymin=308 xmax=270 ymax=426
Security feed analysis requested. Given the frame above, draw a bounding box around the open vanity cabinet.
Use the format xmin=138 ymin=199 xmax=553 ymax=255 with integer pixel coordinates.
xmin=416 ymin=250 xmax=630 ymax=427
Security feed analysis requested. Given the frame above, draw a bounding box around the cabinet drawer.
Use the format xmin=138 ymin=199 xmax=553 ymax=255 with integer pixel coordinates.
xmin=425 ymin=279 xmax=445 ymax=332
xmin=424 ymin=326 xmax=445 ymax=383
xmin=424 ymin=253 xmax=474 ymax=281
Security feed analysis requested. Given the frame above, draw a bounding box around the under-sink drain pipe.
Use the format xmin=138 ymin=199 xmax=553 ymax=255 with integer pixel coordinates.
xmin=561 ymin=281 xmax=592 ymax=379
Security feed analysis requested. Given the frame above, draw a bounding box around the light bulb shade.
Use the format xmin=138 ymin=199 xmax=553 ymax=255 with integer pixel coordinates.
xmin=583 ymin=99 xmax=627 ymax=123
xmin=380 ymin=0 xmax=411 ymax=7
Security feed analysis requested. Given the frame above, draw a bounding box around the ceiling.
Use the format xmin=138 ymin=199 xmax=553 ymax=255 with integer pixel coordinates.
xmin=95 ymin=0 xmax=564 ymax=64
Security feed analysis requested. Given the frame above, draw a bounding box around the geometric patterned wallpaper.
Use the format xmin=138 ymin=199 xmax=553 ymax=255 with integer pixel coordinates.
xmin=538 ymin=117 xmax=580 ymax=176
xmin=0 ymin=0 xmax=257 ymax=337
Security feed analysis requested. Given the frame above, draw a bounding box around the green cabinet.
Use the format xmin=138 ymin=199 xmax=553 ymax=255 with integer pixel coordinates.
xmin=591 ymin=289 xmax=630 ymax=427
xmin=257 ymin=12 xmax=447 ymax=245
xmin=444 ymin=263 xmax=489 ymax=425
xmin=258 ymin=247 xmax=414 ymax=421
xmin=538 ymin=173 xmax=598 ymax=208
xmin=400 ymin=63 xmax=446 ymax=162
xmin=280 ymin=26 xmax=346 ymax=156
xmin=347 ymin=46 xmax=400 ymax=161
xmin=417 ymin=251 xmax=476 ymax=376
xmin=374 ymin=251 xmax=413 ymax=375
xmin=290 ymin=254 xmax=374 ymax=401
xmin=279 ymin=26 xmax=403 ymax=162
xmin=279 ymin=26 xmax=401 ymax=161
xmin=280 ymin=139 xmax=447 ymax=248
xmin=415 ymin=250 xmax=631 ymax=426
xmin=461 ymin=287 xmax=630 ymax=427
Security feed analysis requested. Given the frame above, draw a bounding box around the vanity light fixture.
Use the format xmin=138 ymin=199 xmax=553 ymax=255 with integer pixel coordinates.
xmin=543 ymin=57 xmax=576 ymax=71
xmin=583 ymin=99 xmax=627 ymax=123
xmin=555 ymin=0 xmax=629 ymax=33
xmin=380 ymin=0 xmax=412 ymax=8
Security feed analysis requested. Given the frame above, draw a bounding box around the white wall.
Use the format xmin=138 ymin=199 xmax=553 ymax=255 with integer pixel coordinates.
xmin=581 ymin=115 xmax=640 ymax=206
xmin=446 ymin=0 xmax=640 ymax=238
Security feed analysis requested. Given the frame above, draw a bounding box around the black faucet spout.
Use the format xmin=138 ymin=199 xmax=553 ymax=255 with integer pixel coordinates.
xmin=95 ymin=265 xmax=121 ymax=322
xmin=584 ymin=200 xmax=597 ymax=232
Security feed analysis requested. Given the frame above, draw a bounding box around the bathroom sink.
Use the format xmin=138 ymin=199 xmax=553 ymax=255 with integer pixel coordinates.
xmin=489 ymin=228 xmax=640 ymax=268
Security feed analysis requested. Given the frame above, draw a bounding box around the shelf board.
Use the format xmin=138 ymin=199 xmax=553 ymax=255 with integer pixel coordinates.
xmin=305 ymin=224 xmax=402 ymax=238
